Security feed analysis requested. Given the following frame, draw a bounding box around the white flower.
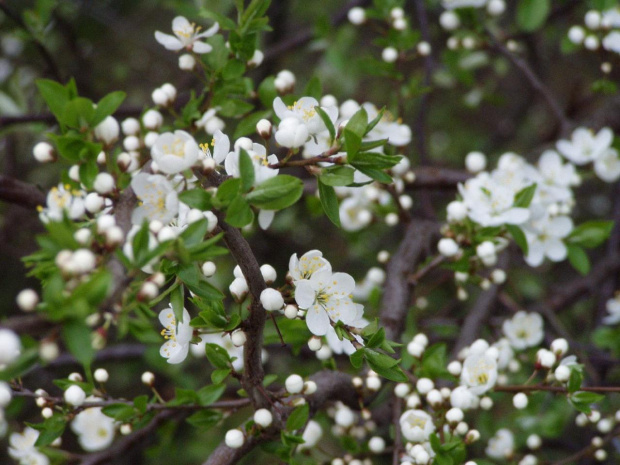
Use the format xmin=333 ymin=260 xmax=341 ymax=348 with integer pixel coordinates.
xmin=294 ymin=269 xmax=357 ymax=336
xmin=603 ymin=295 xmax=620 ymax=325
xmin=399 ymin=409 xmax=435 ymax=442
xmin=159 ymin=306 xmax=193 ymax=364
xmin=450 ymin=385 xmax=479 ymax=410
xmin=325 ymin=304 xmax=367 ymax=355
xmin=534 ymin=150 xmax=577 ymax=205
xmin=71 ymin=401 xmax=116 ymax=451
xmin=556 ymin=127 xmax=613 ymax=165
xmin=9 ymin=427 xmax=49 ymax=465
xmin=298 ymin=420 xmax=322 ymax=451
xmin=339 ymin=196 xmax=372 ymax=232
xmin=155 ymin=16 xmax=219 ymax=54
xmin=363 ymin=103 xmax=412 ymax=147
xmin=0 ymin=328 xmax=22 ymax=366
xmin=502 ymin=311 xmax=544 ymax=350
xmin=593 ymin=148 xmax=620 ymax=183
xmin=131 ymin=174 xmax=179 ymax=225
xmin=42 ymin=184 xmax=86 ymax=222
xmin=151 ymin=130 xmax=200 ymax=174
xmin=225 ymin=139 xmax=279 ymax=185
xmin=603 ymin=31 xmax=620 ymax=53
xmin=196 ymin=109 xmax=225 ymax=135
xmin=288 ymin=250 xmax=332 ymax=283
xmin=459 ymin=173 xmax=530 ymax=227
xmin=274 ymin=96 xmax=337 ymax=136
xmin=94 ymin=116 xmax=120 ymax=146
xmin=461 ymin=351 xmax=498 ymax=395
xmin=523 ymin=215 xmax=573 ymax=267
xmin=486 ymin=428 xmax=514 ymax=459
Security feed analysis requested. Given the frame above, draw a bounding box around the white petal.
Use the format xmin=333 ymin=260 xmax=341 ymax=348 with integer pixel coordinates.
xmin=154 ymin=31 xmax=184 ymax=50
xmin=305 ymin=304 xmax=330 ymax=336
xmin=172 ymin=16 xmax=191 ymax=33
xmin=273 ymin=97 xmax=288 ymax=120
xmin=545 ymin=239 xmax=567 ymax=262
xmin=192 ymin=41 xmax=213 ymax=54
xmin=330 ymin=272 xmax=356 ymax=296
xmin=294 ymin=280 xmax=316 ymax=308
xmin=258 ymin=209 xmax=275 ymax=229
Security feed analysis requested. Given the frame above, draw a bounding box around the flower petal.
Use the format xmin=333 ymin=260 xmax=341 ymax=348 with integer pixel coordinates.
xmin=154 ymin=31 xmax=184 ymax=50
xmin=305 ymin=304 xmax=330 ymax=336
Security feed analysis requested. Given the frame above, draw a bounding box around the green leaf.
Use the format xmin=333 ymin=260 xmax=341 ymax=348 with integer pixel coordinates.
xmin=31 ymin=416 xmax=66 ymax=447
xmin=315 ymin=106 xmax=336 ymax=142
xmin=568 ymin=365 xmax=584 ymax=393
xmin=319 ymin=166 xmax=354 ymax=187
xmin=366 ymin=327 xmax=386 ymax=349
xmin=132 ymin=221 xmax=151 ymax=266
xmin=92 ymin=91 xmax=126 ymax=126
xmin=318 ymin=180 xmax=341 ymax=227
xmin=343 ymin=107 xmax=367 ymax=162
xmin=258 ymin=76 xmax=277 ymax=109
xmin=350 ymin=151 xmax=401 ymax=170
xmin=78 ymin=161 xmax=98 ymax=190
xmin=567 ymin=244 xmax=590 ymax=275
xmin=178 ymin=189 xmax=213 ymax=211
xmin=513 ymin=183 xmax=537 ymax=208
xmin=49 ymin=134 xmax=102 ymax=162
xmin=170 ymin=284 xmax=185 ymax=323
xmin=364 ymin=349 xmax=408 ymax=382
xmin=287 ymin=403 xmax=309 ymax=431
xmin=200 ymin=9 xmax=237 ymax=31
xmin=239 ymin=148 xmax=255 ymax=192
xmin=365 ymin=107 xmax=386 ymax=135
xmin=197 ymin=384 xmax=226 ymax=406
xmin=350 ymin=348 xmax=364 ymax=369
xmin=304 ymin=76 xmax=322 ymax=99
xmin=353 ymin=165 xmax=392 ymax=184
xmin=102 ymin=404 xmax=137 ymax=421
xmin=62 ymin=319 xmax=95 ymax=367
xmin=180 ymin=219 xmax=209 ymax=247
xmin=567 ymin=220 xmax=614 ymax=248
xmin=36 ymin=79 xmax=70 ymax=125
xmin=211 ymin=368 xmax=232 ymax=384
xmin=517 ymin=0 xmax=550 ymax=32
xmin=246 ymin=175 xmax=303 ymax=210
xmin=186 ymin=409 xmax=222 ymax=429
xmin=63 ymin=97 xmax=95 ymax=129
xmin=133 ymin=395 xmax=149 ymax=414
xmin=215 ymin=178 xmax=242 ymax=207
xmin=205 ymin=343 xmax=231 ymax=369
xmin=419 ymin=343 xmax=450 ymax=379
xmin=506 ymin=224 xmax=529 ymax=256
xmin=222 ymin=59 xmax=246 ymax=80
xmin=226 ymin=195 xmax=255 ymax=227
xmin=569 ymin=391 xmax=605 ymax=414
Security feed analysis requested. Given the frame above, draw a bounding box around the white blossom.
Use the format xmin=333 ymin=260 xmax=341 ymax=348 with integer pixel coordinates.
xmin=502 ymin=311 xmax=544 ymax=350
xmin=71 ymin=400 xmax=116 ymax=451
xmin=159 ymin=306 xmax=192 ymax=364
xmin=461 ymin=351 xmax=498 ymax=395
xmin=289 ymin=250 xmax=332 ymax=283
xmin=399 ymin=409 xmax=435 ymax=442
xmin=603 ymin=295 xmax=620 ymax=325
xmin=556 ymin=127 xmax=613 ymax=165
xmin=155 ymin=16 xmax=219 ymax=54
xmin=151 ymin=130 xmax=200 ymax=174
xmin=131 ymin=174 xmax=179 ymax=225
xmin=486 ymin=428 xmax=514 ymax=459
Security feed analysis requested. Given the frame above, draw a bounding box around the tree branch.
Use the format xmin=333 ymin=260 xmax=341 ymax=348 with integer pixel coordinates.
xmin=0 ymin=175 xmax=47 ymax=209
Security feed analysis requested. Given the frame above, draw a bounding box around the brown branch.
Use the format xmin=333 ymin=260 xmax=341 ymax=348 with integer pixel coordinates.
xmin=493 ymin=384 xmax=620 ymax=394
xmin=379 ymin=220 xmax=439 ymax=342
xmin=486 ymin=29 xmax=571 ymax=135
xmin=409 ymin=167 xmax=471 ymax=189
xmin=0 ymin=175 xmax=47 ymax=209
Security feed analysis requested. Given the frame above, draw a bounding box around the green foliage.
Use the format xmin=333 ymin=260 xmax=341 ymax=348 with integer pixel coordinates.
xmin=517 ymin=0 xmax=551 ymax=32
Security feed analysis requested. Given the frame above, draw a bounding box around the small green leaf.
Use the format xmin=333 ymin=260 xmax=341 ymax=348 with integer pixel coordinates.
xmin=318 ymin=180 xmax=341 ymax=227
xmin=205 ymin=343 xmax=231 ymax=369
xmin=513 ymin=183 xmax=537 ymax=208
xmin=211 ymin=368 xmax=232 ymax=384
xmin=226 ymin=195 xmax=255 ymax=227
xmin=102 ymin=404 xmax=137 ymax=421
xmin=239 ymin=148 xmax=255 ymax=192
xmin=304 ymin=76 xmax=322 ymax=99
xmin=62 ymin=319 xmax=95 ymax=367
xmin=319 ymin=166 xmax=354 ymax=187
xmin=178 ymin=189 xmax=213 ymax=211
xmin=567 ymin=220 xmax=614 ymax=248
xmin=350 ymin=348 xmax=364 ymax=369
xmin=567 ymin=244 xmax=590 ymax=275
xmin=197 ymin=384 xmax=226 ymax=406
xmin=517 ymin=0 xmax=550 ymax=32
xmin=186 ymin=409 xmax=222 ymax=429
xmin=506 ymin=224 xmax=529 ymax=256
xmin=36 ymin=79 xmax=70 ymax=126
xmin=246 ymin=175 xmax=303 ymax=210
xmin=222 ymin=59 xmax=246 ymax=80
xmin=315 ymin=106 xmax=335 ymax=142
xmin=92 ymin=91 xmax=126 ymax=126
xmin=287 ymin=403 xmax=309 ymax=431
xmin=170 ymin=284 xmax=185 ymax=323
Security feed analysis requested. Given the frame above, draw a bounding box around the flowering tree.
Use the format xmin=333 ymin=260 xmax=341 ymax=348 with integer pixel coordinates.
xmin=1 ymin=0 xmax=620 ymax=464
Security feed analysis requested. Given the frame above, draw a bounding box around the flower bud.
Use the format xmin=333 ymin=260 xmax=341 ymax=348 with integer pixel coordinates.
xmin=94 ymin=116 xmax=120 ymax=146
xmin=121 ymin=118 xmax=140 ymax=135
xmin=381 ymin=47 xmax=398 ymax=63
xmin=179 ymin=53 xmax=196 ymax=71
xmin=260 ymin=264 xmax=277 ymax=284
xmin=285 ymin=374 xmax=304 ymax=394
xmin=260 ymin=288 xmax=284 ymax=311
xmin=94 ymin=368 xmax=109 ymax=383
xmin=16 ymin=289 xmax=39 ymax=312
xmin=256 ymin=119 xmax=272 ymax=139
xmin=141 ymin=371 xmax=155 ymax=386
xmin=254 ymin=408 xmax=273 ymax=428
xmin=513 ymin=392 xmax=528 ymax=409
xmin=94 ymin=173 xmax=115 ymax=195
xmin=64 ymin=385 xmax=86 ymax=406
xmin=347 ymin=7 xmax=366 ymax=25
xmin=225 ymin=429 xmax=245 ymax=449
xmin=142 ymin=109 xmax=163 ymax=129
xmin=465 ymin=151 xmax=487 ymax=173
xmin=202 ymin=261 xmax=217 ymax=277
xmin=33 ymin=142 xmax=56 ymax=163
xmin=438 ymin=238 xmax=459 ymax=257
xmin=231 ymin=330 xmax=247 ymax=347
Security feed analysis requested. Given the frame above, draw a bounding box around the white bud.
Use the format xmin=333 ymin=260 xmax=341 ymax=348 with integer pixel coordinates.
xmin=71 ymin=249 xmax=97 ymax=274
xmin=141 ymin=371 xmax=155 ymax=386
xmin=94 ymin=116 xmax=120 ymax=145
xmin=231 ymin=330 xmax=247 ymax=347
xmin=568 ymin=26 xmax=585 ymax=44
xmin=407 ymin=341 xmax=425 ymax=358
xmin=275 ymin=117 xmax=309 ymax=148
xmin=584 ymin=35 xmax=599 ymax=50
xmin=142 ymin=109 xmax=163 ymax=129
xmin=594 ymin=449 xmax=607 ymax=461
xmin=94 ymin=368 xmax=109 ymax=383
xmin=480 ymin=396 xmax=493 ymax=410
xmin=527 ymin=434 xmax=541 ymax=450
xmin=393 ymin=17 xmax=407 ymax=30
xmin=491 ymin=269 xmax=506 ymax=284
xmin=17 ymin=289 xmax=39 ymax=312
xmin=513 ymin=392 xmax=528 ymax=409
xmin=465 ymin=429 xmax=480 ymax=443
xmin=335 ymin=406 xmax=355 ymax=427
xmin=247 ymin=49 xmax=264 ymax=67
xmin=260 ymin=264 xmax=277 ymax=284
xmin=416 ymin=378 xmax=434 ymax=394
xmin=426 ymin=388 xmax=443 ymax=406
xmin=447 ymin=36 xmax=459 ymax=50
xmin=105 ymin=226 xmax=124 ymax=247
xmin=592 ymin=436 xmax=604 ymax=447
xmin=157 ymin=226 xmax=177 ymax=242
xmin=348 ymin=7 xmax=366 ymax=25
xmin=487 ymin=0 xmax=506 ymax=16
xmin=368 ymin=436 xmax=385 ymax=453
xmin=202 ymin=261 xmax=217 ymax=277
xmin=377 ymin=250 xmax=390 ymax=263
xmin=121 ymin=118 xmax=140 ymax=135
xmin=256 ymin=119 xmax=272 ymax=139
xmin=366 ymin=376 xmax=381 ymax=391
xmin=585 ymin=10 xmax=601 ymax=29
xmin=394 ymin=383 xmax=411 ymax=398
xmin=64 ymin=385 xmax=86 ymax=406
xmin=39 ymin=341 xmax=59 ymax=362
xmin=440 ymin=11 xmax=460 ymax=30
xmin=97 ymin=151 xmax=106 ymax=164
xmin=447 ymin=361 xmax=462 ymax=376
xmin=476 ymin=241 xmax=496 ymax=259
xmin=139 ymin=282 xmax=159 ymax=301
xmin=455 ymin=421 xmax=469 ymax=435
xmin=0 ymin=381 xmax=12 ymax=407
xmin=274 ymin=70 xmax=296 ymax=93
xmin=417 ymin=41 xmax=431 ymax=56
xmin=94 ymin=173 xmax=115 ymax=195
xmin=308 ymin=336 xmax=322 ymax=352
xmin=179 ymin=53 xmax=196 ymax=70
xmin=382 ymin=47 xmax=398 ymax=63
xmin=254 ymin=408 xmax=273 ymax=428
xmin=597 ymin=418 xmax=613 ymax=433
xmin=160 ymin=83 xmax=177 ymax=103
xmin=284 ymin=304 xmax=298 ymax=319
xmin=260 ymin=288 xmax=284 ymax=311
xmin=41 ymin=407 xmax=53 ymax=419
xmin=304 ymin=380 xmax=317 ymax=395
xmin=225 ymin=429 xmax=245 ymax=449
xmin=465 ymin=151 xmax=487 ymax=173
xmin=33 ymin=142 xmax=55 ymax=163
xmin=550 ymin=338 xmax=568 ymax=356
xmin=438 ymin=238 xmax=459 ymax=257
xmin=123 ymin=135 xmax=141 ymax=151
xmin=69 ymin=165 xmax=80 ymax=182
xmin=554 ymin=365 xmax=570 ymax=382
xmin=85 ymin=193 xmax=105 ymax=213
xmin=536 ymin=349 xmax=556 ymax=368
xmin=446 ymin=407 xmax=464 ymax=424
xmin=152 ymin=88 xmax=169 ymax=106
xmin=447 ymin=200 xmax=468 ymax=222
xmin=144 ymin=131 xmax=159 ymax=148
xmin=285 ymin=374 xmax=304 ymax=394
xmin=229 ymin=277 xmax=248 ymax=301
xmin=462 ymin=36 xmax=476 ymax=49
